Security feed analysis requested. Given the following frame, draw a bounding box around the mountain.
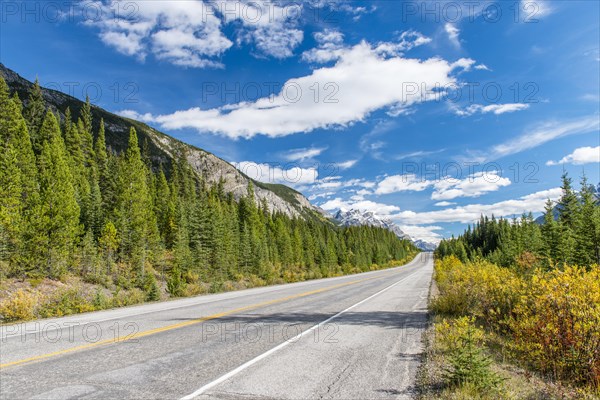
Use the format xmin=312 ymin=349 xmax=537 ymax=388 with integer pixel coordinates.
xmin=333 ymin=209 xmax=437 ymax=250
xmin=334 ymin=209 xmax=411 ymax=240
xmin=412 ymin=239 xmax=438 ymax=252
xmin=0 ymin=63 xmax=326 ymax=221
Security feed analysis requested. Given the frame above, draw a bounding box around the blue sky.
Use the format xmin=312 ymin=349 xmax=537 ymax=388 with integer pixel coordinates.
xmin=2 ymin=0 xmax=599 ymax=243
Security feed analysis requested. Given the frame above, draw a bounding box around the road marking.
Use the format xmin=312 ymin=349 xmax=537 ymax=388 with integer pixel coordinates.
xmin=179 ymin=267 xmax=425 ymax=400
xmin=0 ymin=261 xmax=421 ymax=370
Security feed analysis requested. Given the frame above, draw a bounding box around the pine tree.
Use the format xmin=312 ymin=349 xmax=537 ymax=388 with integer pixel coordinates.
xmin=94 ymin=119 xmax=108 ymax=178
xmin=0 ymin=78 xmax=40 ymax=275
xmin=99 ymin=221 xmax=118 ymax=276
xmin=23 ymin=78 xmax=46 ymax=153
xmin=577 ymin=175 xmax=599 ymax=266
xmin=0 ymin=124 xmax=23 ymax=269
xmin=80 ymin=96 xmax=93 ymax=140
xmin=154 ymin=167 xmax=176 ymax=248
xmin=36 ymin=112 xmax=81 ymax=277
xmin=115 ymin=128 xmax=157 ymax=280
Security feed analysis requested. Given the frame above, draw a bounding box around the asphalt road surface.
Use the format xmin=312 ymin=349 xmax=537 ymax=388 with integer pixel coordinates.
xmin=1 ymin=253 xmax=433 ymax=400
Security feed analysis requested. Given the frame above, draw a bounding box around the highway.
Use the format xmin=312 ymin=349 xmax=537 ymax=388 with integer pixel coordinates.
xmin=0 ymin=253 xmax=433 ymax=399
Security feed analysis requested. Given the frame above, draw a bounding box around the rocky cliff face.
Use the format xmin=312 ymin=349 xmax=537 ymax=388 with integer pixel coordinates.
xmin=1 ymin=63 xmax=325 ymax=219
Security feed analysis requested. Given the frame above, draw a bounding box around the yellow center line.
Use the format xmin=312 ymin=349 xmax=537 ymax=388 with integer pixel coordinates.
xmin=0 ymin=270 xmax=397 ymax=370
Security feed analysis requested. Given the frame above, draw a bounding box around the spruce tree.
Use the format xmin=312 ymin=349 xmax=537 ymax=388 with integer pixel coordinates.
xmin=0 ymin=78 xmax=39 ymax=275
xmin=115 ymin=128 xmax=157 ymax=280
xmin=23 ymin=78 xmax=46 ymax=153
xmin=0 ymin=128 xmax=23 ymax=270
xmin=577 ymin=175 xmax=600 ymax=266
xmin=36 ymin=112 xmax=81 ymax=277
xmin=94 ymin=119 xmax=108 ymax=177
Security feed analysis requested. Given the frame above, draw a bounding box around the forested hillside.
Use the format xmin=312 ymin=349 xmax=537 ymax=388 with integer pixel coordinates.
xmin=0 ymin=76 xmax=417 ymax=321
xmin=0 ymin=63 xmax=326 ymax=220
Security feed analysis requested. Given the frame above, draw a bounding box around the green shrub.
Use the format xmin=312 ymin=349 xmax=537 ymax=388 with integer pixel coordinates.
xmin=438 ymin=316 xmax=503 ymax=392
xmin=38 ymin=288 xmax=94 ymax=318
xmin=167 ymin=267 xmax=185 ymax=297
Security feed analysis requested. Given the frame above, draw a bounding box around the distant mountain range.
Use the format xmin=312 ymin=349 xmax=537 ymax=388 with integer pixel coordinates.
xmin=333 ymin=209 xmax=437 ymax=251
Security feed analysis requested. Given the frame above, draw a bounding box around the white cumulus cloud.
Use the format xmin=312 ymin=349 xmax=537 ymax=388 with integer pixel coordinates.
xmin=547 ymin=146 xmax=600 ymax=166
xmin=375 ymin=174 xmax=432 ymax=195
xmin=399 ymin=225 xmax=444 ymax=244
xmin=320 ymin=198 xmax=400 ymax=216
xmin=234 ymin=161 xmax=318 ymax=188
xmin=128 ymin=39 xmax=471 ymax=139
xmin=432 ymin=171 xmax=511 ymax=200
xmin=392 ymin=188 xmax=562 ymax=224
xmin=84 ymin=0 xmax=306 ymax=67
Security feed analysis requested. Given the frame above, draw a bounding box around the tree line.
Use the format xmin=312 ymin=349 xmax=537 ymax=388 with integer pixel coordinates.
xmin=0 ymin=77 xmax=416 ymax=298
xmin=436 ymin=173 xmax=600 ymax=269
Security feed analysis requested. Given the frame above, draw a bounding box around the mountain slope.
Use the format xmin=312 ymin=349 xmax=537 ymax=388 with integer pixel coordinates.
xmin=0 ymin=63 xmax=325 ymax=220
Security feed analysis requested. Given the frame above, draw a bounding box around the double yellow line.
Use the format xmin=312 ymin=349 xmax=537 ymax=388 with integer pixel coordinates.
xmin=1 ymin=272 xmax=392 ymax=370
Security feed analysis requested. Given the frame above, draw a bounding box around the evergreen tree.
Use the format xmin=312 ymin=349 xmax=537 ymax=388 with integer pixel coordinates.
xmin=0 ymin=79 xmax=40 ymax=274
xmin=36 ymin=112 xmax=81 ymax=277
xmin=99 ymin=221 xmax=118 ymax=276
xmin=115 ymin=128 xmax=158 ymax=280
xmin=0 ymin=122 xmax=23 ymax=269
xmin=23 ymin=78 xmax=46 ymax=153
xmin=577 ymin=174 xmax=600 ymax=266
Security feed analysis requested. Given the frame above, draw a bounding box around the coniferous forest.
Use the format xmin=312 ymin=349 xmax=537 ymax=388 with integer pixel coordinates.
xmin=436 ymin=173 xmax=600 ymax=269
xmin=0 ymin=77 xmax=417 ymax=321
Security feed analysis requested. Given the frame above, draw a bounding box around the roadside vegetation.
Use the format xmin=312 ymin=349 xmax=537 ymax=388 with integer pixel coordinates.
xmin=0 ymin=77 xmax=417 ymax=323
xmin=419 ymin=173 xmax=600 ymax=399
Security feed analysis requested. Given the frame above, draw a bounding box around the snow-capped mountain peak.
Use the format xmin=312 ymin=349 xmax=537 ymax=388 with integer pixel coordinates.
xmin=333 ymin=209 xmax=437 ymax=251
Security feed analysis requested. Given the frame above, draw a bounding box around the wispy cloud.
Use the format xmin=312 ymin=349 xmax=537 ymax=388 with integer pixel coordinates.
xmin=491 ymin=116 xmax=599 ymax=159
xmin=337 ymin=159 xmax=359 ymax=170
xmin=445 ymin=23 xmax=460 ymax=48
xmin=281 ymin=147 xmax=327 ymax=162
xmin=520 ymin=0 xmax=555 ymax=20
xmin=434 ymin=201 xmax=455 ymax=207
xmin=461 ymin=115 xmax=600 ymax=162
xmin=394 ymin=149 xmax=444 ymax=161
xmin=452 ymin=103 xmax=530 ymax=116
xmin=474 ymin=64 xmax=491 ymax=71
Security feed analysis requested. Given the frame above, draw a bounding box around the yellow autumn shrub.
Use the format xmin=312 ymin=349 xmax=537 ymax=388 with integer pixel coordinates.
xmin=511 ymin=266 xmax=600 ymax=387
xmin=435 ymin=256 xmax=600 ymax=389
xmin=0 ymin=289 xmax=38 ymax=322
xmin=433 ymin=257 xmax=523 ymax=328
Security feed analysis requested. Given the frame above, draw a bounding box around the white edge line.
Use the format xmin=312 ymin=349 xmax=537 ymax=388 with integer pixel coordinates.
xmin=179 ymin=261 xmax=427 ymax=400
